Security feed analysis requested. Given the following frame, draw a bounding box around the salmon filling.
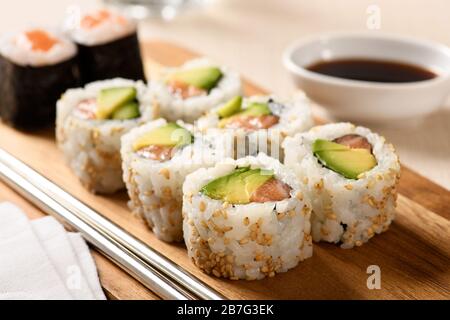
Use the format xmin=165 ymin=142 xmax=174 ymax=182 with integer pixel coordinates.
xmin=18 ymin=29 xmax=59 ymax=52
xmin=136 ymin=145 xmax=174 ymax=162
xmin=81 ymin=10 xmax=127 ymax=29
xmin=73 ymin=98 xmax=97 ymax=120
xmin=167 ymin=79 xmax=207 ymax=99
xmin=249 ymin=178 xmax=291 ymax=203
xmin=223 ymin=115 xmax=279 ymax=130
xmin=333 ymin=134 xmax=372 ymax=152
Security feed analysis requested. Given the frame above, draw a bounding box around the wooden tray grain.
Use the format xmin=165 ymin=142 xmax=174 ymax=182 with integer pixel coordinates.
xmin=0 ymin=41 xmax=449 ymax=300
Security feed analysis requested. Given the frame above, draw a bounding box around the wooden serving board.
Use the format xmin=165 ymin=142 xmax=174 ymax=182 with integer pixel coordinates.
xmin=0 ymin=41 xmax=449 ymax=300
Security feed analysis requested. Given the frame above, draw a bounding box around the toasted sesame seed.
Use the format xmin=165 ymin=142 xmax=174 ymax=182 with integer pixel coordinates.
xmin=302 ymin=205 xmax=311 ymax=216
xmin=329 ymin=213 xmax=338 ymax=220
xmin=159 ymin=168 xmax=170 ymax=179
xmin=368 ymin=197 xmax=377 ymax=208
xmin=243 ymin=217 xmax=250 ymax=226
xmin=162 ymin=187 xmax=172 ymax=198
xmin=199 ymin=201 xmax=207 ymax=212
xmin=222 ymin=226 xmax=233 ymax=233
xmin=314 ymin=179 xmax=324 ymax=191
xmin=277 ymin=212 xmax=286 ymax=220
xmin=239 ymin=238 xmax=249 ymax=245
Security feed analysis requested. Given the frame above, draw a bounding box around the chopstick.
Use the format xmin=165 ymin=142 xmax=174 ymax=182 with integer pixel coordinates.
xmin=0 ymin=148 xmax=225 ymax=300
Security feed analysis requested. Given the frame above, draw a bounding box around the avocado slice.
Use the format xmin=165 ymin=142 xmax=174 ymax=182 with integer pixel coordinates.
xmin=170 ymin=67 xmax=223 ymax=91
xmin=132 ymin=123 xmax=193 ymax=151
xmin=239 ymin=103 xmax=272 ymax=117
xmin=201 ymin=167 xmax=274 ymax=204
xmin=312 ymin=139 xmax=377 ymax=179
xmin=218 ymin=102 xmax=272 ymax=128
xmin=96 ymin=87 xmax=137 ymax=120
xmin=217 ymin=96 xmax=242 ymax=118
xmin=111 ymin=102 xmax=140 ymax=120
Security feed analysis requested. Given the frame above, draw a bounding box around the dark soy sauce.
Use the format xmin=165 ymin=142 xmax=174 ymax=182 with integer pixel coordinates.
xmin=306 ymin=58 xmax=437 ymax=83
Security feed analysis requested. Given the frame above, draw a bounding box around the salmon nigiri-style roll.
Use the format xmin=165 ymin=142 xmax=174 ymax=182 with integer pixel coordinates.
xmin=0 ymin=28 xmax=80 ymax=129
xmin=66 ymin=8 xmax=145 ymax=84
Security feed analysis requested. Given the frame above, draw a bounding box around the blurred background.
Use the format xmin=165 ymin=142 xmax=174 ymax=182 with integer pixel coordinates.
xmin=0 ymin=0 xmax=449 ymax=189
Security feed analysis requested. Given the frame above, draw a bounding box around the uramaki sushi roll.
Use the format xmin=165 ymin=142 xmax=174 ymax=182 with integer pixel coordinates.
xmin=0 ymin=28 xmax=80 ymax=129
xmin=150 ymin=58 xmax=242 ymax=123
xmin=196 ymin=93 xmax=313 ymax=159
xmin=121 ymin=119 xmax=233 ymax=242
xmin=283 ymin=123 xmax=401 ymax=248
xmin=67 ymin=8 xmax=145 ymax=84
xmin=182 ymin=154 xmax=312 ymax=280
xmin=56 ymin=78 xmax=157 ymax=194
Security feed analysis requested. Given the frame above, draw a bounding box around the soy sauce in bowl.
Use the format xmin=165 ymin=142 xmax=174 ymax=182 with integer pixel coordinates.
xmin=306 ymin=58 xmax=437 ymax=83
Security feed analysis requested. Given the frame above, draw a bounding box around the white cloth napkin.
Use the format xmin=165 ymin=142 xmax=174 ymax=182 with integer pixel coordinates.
xmin=0 ymin=202 xmax=106 ymax=300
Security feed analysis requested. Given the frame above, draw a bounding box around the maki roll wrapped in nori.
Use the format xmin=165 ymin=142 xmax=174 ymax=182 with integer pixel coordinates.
xmin=0 ymin=28 xmax=80 ymax=130
xmin=56 ymin=78 xmax=158 ymax=194
xmin=120 ymin=119 xmax=233 ymax=242
xmin=151 ymin=58 xmax=242 ymax=123
xmin=283 ymin=123 xmax=401 ymax=248
xmin=183 ymin=154 xmax=313 ymax=280
xmin=67 ymin=9 xmax=145 ymax=84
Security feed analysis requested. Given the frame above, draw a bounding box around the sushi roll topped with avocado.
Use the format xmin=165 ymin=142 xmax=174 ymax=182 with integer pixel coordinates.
xmin=283 ymin=123 xmax=401 ymax=248
xmin=201 ymin=166 xmax=292 ymax=204
xmin=66 ymin=8 xmax=145 ymax=83
xmin=121 ymin=119 xmax=234 ymax=242
xmin=151 ymin=58 xmax=242 ymax=123
xmin=0 ymin=28 xmax=80 ymax=129
xmin=56 ymin=78 xmax=157 ymax=194
xmin=131 ymin=122 xmax=193 ymax=162
xmin=312 ymin=135 xmax=377 ymax=180
xmin=182 ymin=154 xmax=313 ymax=280
xmin=198 ymin=93 xmax=313 ymax=133
xmin=196 ymin=93 xmax=313 ymax=160
xmin=72 ymin=85 xmax=142 ymax=121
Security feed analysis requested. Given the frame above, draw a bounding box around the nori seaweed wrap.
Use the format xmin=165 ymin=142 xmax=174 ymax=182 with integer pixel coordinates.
xmin=77 ymin=32 xmax=145 ymax=84
xmin=0 ymin=29 xmax=80 ymax=130
xmin=68 ymin=9 xmax=146 ymax=84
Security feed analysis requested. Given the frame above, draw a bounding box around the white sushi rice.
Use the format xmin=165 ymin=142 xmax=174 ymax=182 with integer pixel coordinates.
xmin=283 ymin=123 xmax=401 ymax=249
xmin=66 ymin=9 xmax=136 ymax=46
xmin=56 ymin=78 xmax=157 ymax=194
xmin=196 ymin=93 xmax=313 ymax=160
xmin=121 ymin=119 xmax=234 ymax=242
xmin=183 ymin=153 xmax=313 ymax=280
xmin=150 ymin=58 xmax=242 ymax=123
xmin=0 ymin=28 xmax=77 ymax=67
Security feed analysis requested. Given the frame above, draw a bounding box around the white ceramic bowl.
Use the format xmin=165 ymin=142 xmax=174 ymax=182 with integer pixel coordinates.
xmin=283 ymin=32 xmax=450 ymax=123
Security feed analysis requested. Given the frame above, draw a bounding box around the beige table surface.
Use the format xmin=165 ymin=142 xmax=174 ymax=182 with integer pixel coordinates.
xmin=0 ymin=0 xmax=449 ymax=189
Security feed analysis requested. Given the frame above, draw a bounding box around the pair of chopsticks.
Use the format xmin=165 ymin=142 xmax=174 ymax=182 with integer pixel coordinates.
xmin=0 ymin=147 xmax=224 ymax=300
